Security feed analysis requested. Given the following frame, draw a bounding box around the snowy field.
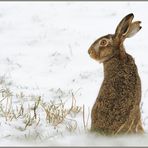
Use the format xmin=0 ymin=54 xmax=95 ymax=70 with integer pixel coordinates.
xmin=0 ymin=1 xmax=148 ymax=146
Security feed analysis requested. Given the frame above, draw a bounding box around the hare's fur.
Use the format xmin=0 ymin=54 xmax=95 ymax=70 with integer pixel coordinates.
xmin=88 ymin=13 xmax=144 ymax=135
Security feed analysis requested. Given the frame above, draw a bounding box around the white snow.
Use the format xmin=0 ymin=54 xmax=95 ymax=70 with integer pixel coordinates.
xmin=0 ymin=1 xmax=148 ymax=146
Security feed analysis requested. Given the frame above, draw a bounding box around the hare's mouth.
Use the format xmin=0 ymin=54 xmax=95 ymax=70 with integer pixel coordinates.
xmin=99 ymin=54 xmax=115 ymax=63
xmin=88 ymin=51 xmax=100 ymax=61
xmin=89 ymin=52 xmax=114 ymax=63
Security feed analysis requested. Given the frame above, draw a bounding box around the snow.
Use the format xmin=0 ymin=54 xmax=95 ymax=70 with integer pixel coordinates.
xmin=0 ymin=1 xmax=148 ymax=146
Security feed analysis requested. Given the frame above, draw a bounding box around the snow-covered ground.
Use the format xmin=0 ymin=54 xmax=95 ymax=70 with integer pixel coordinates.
xmin=0 ymin=1 xmax=148 ymax=146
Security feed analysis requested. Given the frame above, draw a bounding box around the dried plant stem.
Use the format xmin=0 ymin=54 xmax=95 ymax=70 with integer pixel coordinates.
xmin=115 ymin=122 xmax=126 ymax=135
xmin=126 ymin=119 xmax=134 ymax=133
xmin=83 ymin=104 xmax=86 ymax=130
xmin=36 ymin=117 xmax=40 ymax=127
xmin=86 ymin=107 xmax=90 ymax=130
xmin=0 ymin=96 xmax=7 ymax=102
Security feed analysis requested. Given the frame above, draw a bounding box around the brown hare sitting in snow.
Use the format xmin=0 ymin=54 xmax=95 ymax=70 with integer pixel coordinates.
xmin=88 ymin=13 xmax=144 ymax=135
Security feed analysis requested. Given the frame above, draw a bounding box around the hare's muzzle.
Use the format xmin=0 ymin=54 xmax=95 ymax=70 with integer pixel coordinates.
xmin=88 ymin=47 xmax=94 ymax=56
xmin=88 ymin=49 xmax=91 ymax=55
xmin=88 ymin=47 xmax=99 ymax=61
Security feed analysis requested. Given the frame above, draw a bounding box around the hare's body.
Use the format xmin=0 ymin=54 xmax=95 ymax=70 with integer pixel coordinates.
xmin=88 ymin=13 xmax=144 ymax=135
xmin=91 ymin=53 xmax=143 ymax=134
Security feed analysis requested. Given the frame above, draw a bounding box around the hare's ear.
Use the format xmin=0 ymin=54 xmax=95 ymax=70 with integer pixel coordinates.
xmin=125 ymin=21 xmax=142 ymax=38
xmin=115 ymin=13 xmax=134 ymax=38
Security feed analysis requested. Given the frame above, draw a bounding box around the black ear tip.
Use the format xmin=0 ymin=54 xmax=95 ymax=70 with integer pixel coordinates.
xmin=127 ymin=13 xmax=134 ymax=18
xmin=139 ymin=21 xmax=142 ymax=24
xmin=130 ymin=13 xmax=134 ymax=16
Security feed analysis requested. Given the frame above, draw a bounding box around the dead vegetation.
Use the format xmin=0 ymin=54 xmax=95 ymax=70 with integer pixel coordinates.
xmin=0 ymin=86 xmax=90 ymax=139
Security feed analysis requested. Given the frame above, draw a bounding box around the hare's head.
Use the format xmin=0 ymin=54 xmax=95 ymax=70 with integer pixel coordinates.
xmin=88 ymin=13 xmax=142 ymax=63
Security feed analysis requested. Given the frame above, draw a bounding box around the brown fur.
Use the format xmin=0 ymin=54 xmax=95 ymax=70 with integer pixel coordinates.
xmin=88 ymin=13 xmax=144 ymax=135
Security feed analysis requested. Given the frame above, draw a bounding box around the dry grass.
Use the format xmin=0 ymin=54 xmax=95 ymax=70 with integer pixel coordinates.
xmin=0 ymin=86 xmax=90 ymax=136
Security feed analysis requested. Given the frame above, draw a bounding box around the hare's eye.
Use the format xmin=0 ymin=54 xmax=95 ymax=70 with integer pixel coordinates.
xmin=100 ymin=39 xmax=108 ymax=46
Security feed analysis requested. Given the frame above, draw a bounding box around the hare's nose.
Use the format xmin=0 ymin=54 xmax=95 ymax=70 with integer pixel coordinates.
xmin=88 ymin=49 xmax=92 ymax=55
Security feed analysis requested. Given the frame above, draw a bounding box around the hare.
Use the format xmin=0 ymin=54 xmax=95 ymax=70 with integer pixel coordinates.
xmin=88 ymin=13 xmax=144 ymax=135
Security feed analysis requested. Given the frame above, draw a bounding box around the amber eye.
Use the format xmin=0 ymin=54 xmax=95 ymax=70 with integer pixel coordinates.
xmin=100 ymin=39 xmax=108 ymax=46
